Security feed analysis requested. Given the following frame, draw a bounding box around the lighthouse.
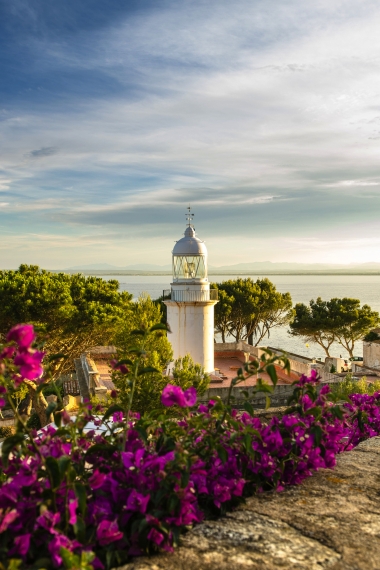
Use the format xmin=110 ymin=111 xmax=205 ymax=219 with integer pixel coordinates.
xmin=164 ymin=209 xmax=218 ymax=373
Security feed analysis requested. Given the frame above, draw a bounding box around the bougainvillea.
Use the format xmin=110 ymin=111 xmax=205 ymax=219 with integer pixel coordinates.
xmin=0 ymin=324 xmax=379 ymax=569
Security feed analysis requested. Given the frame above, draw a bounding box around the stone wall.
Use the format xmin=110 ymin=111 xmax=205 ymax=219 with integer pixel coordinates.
xmin=363 ymin=340 xmax=380 ymax=369
xmin=117 ymin=436 xmax=380 ymax=570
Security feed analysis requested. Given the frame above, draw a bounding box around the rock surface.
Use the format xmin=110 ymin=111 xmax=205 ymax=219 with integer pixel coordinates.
xmin=118 ymin=437 xmax=380 ymax=570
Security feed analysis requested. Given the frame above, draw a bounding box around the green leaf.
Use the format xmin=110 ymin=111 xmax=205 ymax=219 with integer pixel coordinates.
xmin=58 ymin=455 xmax=71 ymax=478
xmin=45 ymin=401 xmax=57 ymax=418
xmin=74 ymin=482 xmax=87 ymax=516
xmin=53 ymin=411 xmax=62 ymax=428
xmin=115 ymin=358 xmax=133 ymax=366
xmin=265 ymin=395 xmax=271 ymax=410
xmin=310 ymin=425 xmax=323 ymax=447
xmin=130 ymin=329 xmax=146 ymax=336
xmin=45 ymin=456 xmax=61 ymax=489
xmin=85 ymin=443 xmax=117 ymax=459
xmin=73 ymin=516 xmax=86 ymax=543
xmin=243 ymin=400 xmax=254 ymax=416
xmin=216 ymin=445 xmax=228 ymax=463
xmin=266 ymin=364 xmax=278 ymax=387
xmin=127 ymin=347 xmax=147 ymax=356
xmin=48 ymin=353 xmax=66 ymax=362
xmin=138 ymin=366 xmax=159 ymax=376
xmin=1 ymin=433 xmax=25 ymax=468
xmin=102 ymin=403 xmax=125 ymax=422
xmin=36 ymin=383 xmax=46 ymax=394
xmin=149 ymin=323 xmax=169 ymax=332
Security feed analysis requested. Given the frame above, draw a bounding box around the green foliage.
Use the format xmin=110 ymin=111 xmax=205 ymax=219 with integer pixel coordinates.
xmin=364 ymin=330 xmax=380 ymax=342
xmin=329 ymin=374 xmax=380 ymax=402
xmin=290 ymin=297 xmax=380 ymax=357
xmin=0 ymin=265 xmax=133 ymax=381
xmin=212 ymin=278 xmax=293 ymax=344
xmin=26 ymin=412 xmax=41 ymax=430
xmin=172 ymin=354 xmax=210 ymax=396
xmin=113 ymin=294 xmax=172 ymax=369
xmin=9 ymin=383 xmax=28 ymax=412
xmin=112 ymin=298 xmax=173 ymax=414
xmin=0 ymin=426 xmax=14 ymax=439
xmin=330 ymin=364 xmax=336 ymax=373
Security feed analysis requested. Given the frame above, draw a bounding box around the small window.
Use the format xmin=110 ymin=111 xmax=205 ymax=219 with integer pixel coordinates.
xmin=173 ymin=255 xmax=207 ymax=279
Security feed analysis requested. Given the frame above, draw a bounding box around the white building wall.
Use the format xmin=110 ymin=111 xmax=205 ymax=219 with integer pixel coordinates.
xmin=166 ymin=300 xmax=216 ymax=373
xmin=363 ymin=341 xmax=380 ymax=369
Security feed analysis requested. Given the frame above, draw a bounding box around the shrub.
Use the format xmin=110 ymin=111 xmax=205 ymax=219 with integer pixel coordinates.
xmin=329 ymin=373 xmax=380 ymax=401
xmin=0 ymin=426 xmax=14 ymax=439
xmin=0 ymin=323 xmax=379 ymax=569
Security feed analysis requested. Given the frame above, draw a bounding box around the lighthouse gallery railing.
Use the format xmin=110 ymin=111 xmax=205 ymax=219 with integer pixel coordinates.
xmin=162 ymin=288 xmax=218 ymax=302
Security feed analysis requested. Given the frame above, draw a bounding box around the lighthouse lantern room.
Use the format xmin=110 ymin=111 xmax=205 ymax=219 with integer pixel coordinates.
xmin=164 ymin=208 xmax=218 ymax=373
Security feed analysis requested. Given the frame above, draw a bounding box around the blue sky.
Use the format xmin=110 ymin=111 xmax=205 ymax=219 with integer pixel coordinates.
xmin=1 ymin=0 xmax=380 ymax=268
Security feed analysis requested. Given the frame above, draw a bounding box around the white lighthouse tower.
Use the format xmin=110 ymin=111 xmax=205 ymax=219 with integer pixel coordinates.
xmin=164 ymin=208 xmax=218 ymax=373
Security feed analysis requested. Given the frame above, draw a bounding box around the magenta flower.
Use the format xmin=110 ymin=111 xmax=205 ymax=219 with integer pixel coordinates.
xmin=161 ymin=384 xmax=197 ymax=407
xmin=110 ymin=359 xmax=129 ymax=375
xmin=0 ymin=510 xmax=18 ymax=533
xmin=14 ymin=350 xmax=44 ymax=381
xmin=96 ymin=519 xmax=123 ymax=546
xmin=147 ymin=527 xmax=165 ymax=546
xmin=183 ymin=386 xmax=197 ymax=406
xmin=89 ymin=470 xmax=106 ymax=490
xmin=11 ymin=534 xmax=31 ymax=558
xmin=68 ymin=498 xmax=78 ymax=525
xmin=6 ymin=324 xmax=36 ymax=349
xmin=112 ymin=411 xmax=124 ymax=422
xmin=0 ymin=346 xmax=16 ymax=360
xmin=126 ymin=489 xmax=150 ymax=513
xmin=0 ymin=388 xmax=6 ymax=408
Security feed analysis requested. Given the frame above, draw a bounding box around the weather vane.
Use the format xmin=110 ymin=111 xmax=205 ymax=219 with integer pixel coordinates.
xmin=186 ymin=205 xmax=194 ymax=227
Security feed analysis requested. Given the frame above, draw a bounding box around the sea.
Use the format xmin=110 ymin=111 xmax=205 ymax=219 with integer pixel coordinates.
xmin=98 ymin=274 xmax=380 ymax=361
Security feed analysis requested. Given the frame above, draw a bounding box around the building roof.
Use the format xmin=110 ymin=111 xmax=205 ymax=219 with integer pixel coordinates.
xmin=172 ymin=226 xmax=208 ymax=256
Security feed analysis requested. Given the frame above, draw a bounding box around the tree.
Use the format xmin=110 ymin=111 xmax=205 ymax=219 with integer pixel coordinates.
xmin=0 ymin=265 xmax=133 ymax=424
xmin=212 ymin=278 xmax=293 ymax=345
xmin=112 ymin=295 xmax=174 ymax=414
xmin=289 ymin=298 xmax=337 ymax=357
xmin=171 ymin=354 xmax=210 ymax=396
xmin=213 ymin=288 xmax=234 ymax=343
xmin=329 ymin=298 xmax=379 ymax=358
xmin=244 ymin=279 xmax=293 ymax=345
xmin=289 ymin=297 xmax=380 ymax=358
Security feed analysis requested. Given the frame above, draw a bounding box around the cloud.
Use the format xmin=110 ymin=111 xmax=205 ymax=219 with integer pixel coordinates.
xmin=1 ymin=0 xmax=380 ymax=265
xmin=27 ymin=147 xmax=58 ymax=158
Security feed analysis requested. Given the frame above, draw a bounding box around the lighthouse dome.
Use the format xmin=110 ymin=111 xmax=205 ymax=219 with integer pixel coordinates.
xmin=172 ymin=224 xmax=208 ymax=281
xmin=172 ymin=226 xmax=208 ymax=256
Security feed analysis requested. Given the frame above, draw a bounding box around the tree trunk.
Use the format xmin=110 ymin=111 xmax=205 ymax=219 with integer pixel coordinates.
xmin=221 ymin=330 xmax=226 ymax=343
xmin=247 ymin=333 xmax=253 ymax=345
xmin=29 ymin=386 xmax=51 ymax=427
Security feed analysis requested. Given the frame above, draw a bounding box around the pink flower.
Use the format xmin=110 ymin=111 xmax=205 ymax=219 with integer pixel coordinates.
xmin=14 ymin=350 xmax=44 ymax=381
xmin=183 ymin=386 xmax=197 ymax=406
xmin=0 ymin=509 xmax=18 ymax=533
xmin=112 ymin=411 xmax=124 ymax=422
xmin=161 ymin=384 xmax=197 ymax=408
xmin=89 ymin=470 xmax=106 ymax=490
xmin=126 ymin=489 xmax=150 ymax=513
xmin=68 ymin=498 xmax=78 ymax=525
xmin=12 ymin=534 xmax=31 ymax=558
xmin=110 ymin=360 xmax=129 ymax=374
xmin=7 ymin=324 xmax=36 ymax=349
xmin=0 ymin=346 xmax=16 ymax=360
xmin=96 ymin=519 xmax=123 ymax=546
xmin=147 ymin=527 xmax=165 ymax=546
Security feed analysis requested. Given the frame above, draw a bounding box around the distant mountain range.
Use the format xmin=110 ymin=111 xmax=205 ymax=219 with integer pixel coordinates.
xmin=65 ymin=261 xmax=380 ymax=273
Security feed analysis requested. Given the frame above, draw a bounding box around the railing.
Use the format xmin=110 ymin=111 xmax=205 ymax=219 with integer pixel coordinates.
xmin=162 ymin=288 xmax=218 ymax=302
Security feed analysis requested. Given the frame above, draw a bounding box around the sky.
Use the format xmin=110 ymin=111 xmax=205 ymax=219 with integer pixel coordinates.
xmin=1 ymin=0 xmax=380 ymax=268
